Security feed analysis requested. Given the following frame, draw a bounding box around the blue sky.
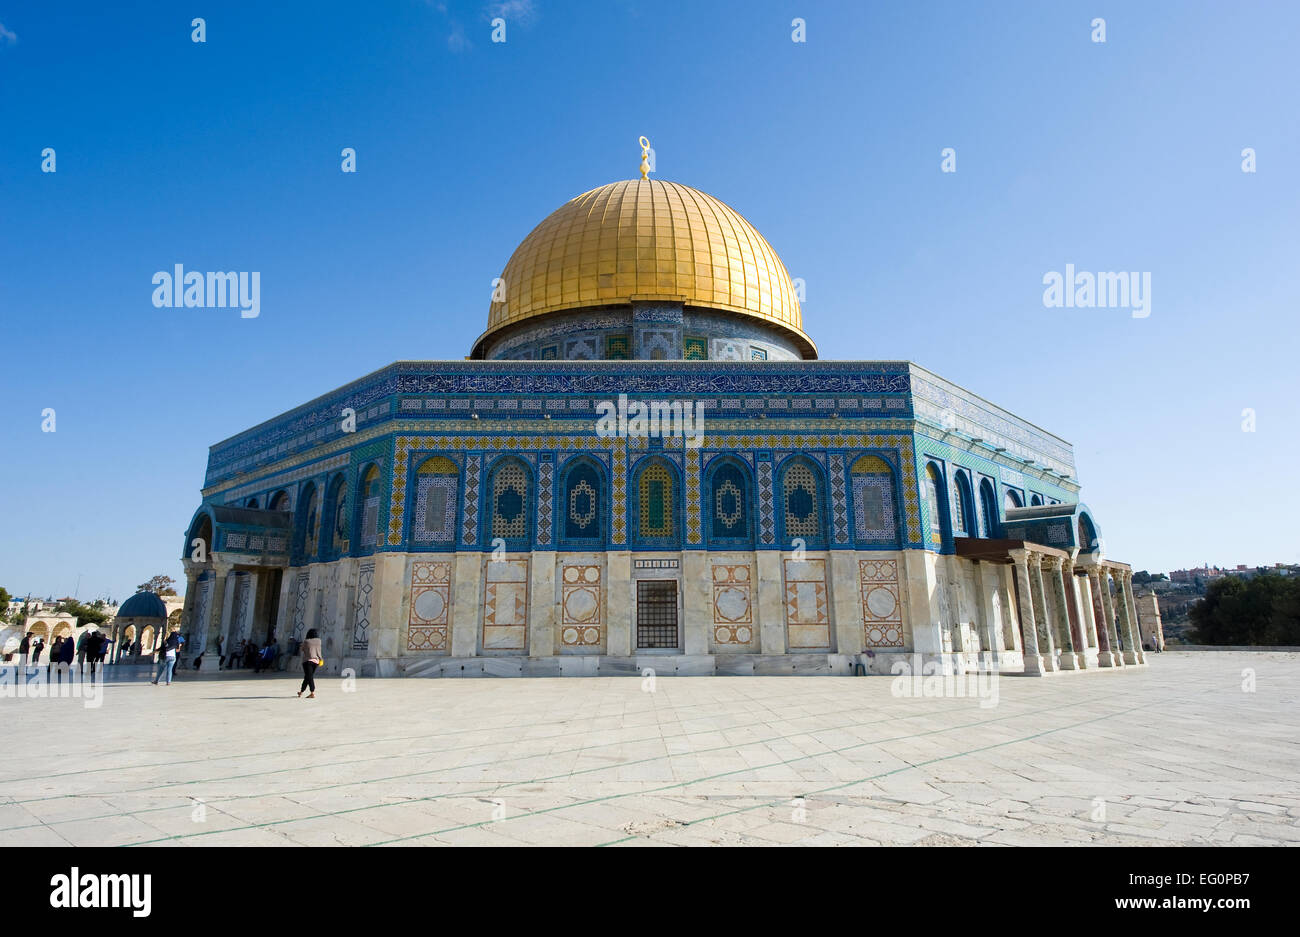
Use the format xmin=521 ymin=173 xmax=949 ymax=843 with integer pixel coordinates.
xmin=1 ymin=0 xmax=1297 ymax=601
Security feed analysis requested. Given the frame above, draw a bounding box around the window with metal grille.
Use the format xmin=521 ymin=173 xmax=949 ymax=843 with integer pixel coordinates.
xmin=491 ymin=460 xmax=529 ymax=540
xmin=636 ymin=580 xmax=678 ymax=649
xmin=781 ymin=460 xmax=822 ymax=542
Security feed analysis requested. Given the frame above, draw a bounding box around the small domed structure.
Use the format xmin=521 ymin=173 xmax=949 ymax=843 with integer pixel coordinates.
xmin=114 ymin=591 xmax=170 ymax=661
xmin=118 ymin=591 xmax=169 ymax=619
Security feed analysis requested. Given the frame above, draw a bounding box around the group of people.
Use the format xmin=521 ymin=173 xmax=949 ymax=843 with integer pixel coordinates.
xmin=14 ymin=629 xmax=123 ymax=678
xmin=217 ymin=636 xmax=282 ymax=672
xmin=12 ymin=625 xmax=326 ymax=699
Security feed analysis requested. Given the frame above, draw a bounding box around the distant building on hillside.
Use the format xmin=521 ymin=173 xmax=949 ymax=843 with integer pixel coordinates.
xmin=1223 ymin=563 xmax=1299 ymax=579
xmin=1169 ymin=566 xmax=1225 ymax=583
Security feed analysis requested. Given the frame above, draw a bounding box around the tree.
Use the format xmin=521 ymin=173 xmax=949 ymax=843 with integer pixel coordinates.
xmin=136 ymin=575 xmax=177 ymax=596
xmin=54 ymin=599 xmax=112 ymax=628
xmin=1189 ymin=574 xmax=1300 ymax=646
xmin=0 ymin=586 xmax=11 ymax=623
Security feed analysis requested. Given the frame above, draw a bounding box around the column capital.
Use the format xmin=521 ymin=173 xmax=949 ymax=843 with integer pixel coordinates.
xmin=210 ymin=557 xmax=236 ymax=577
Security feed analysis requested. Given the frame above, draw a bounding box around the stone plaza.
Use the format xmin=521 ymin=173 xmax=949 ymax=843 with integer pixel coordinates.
xmin=0 ymin=651 xmax=1295 ymax=847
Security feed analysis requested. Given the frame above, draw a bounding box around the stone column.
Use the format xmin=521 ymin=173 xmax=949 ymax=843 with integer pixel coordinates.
xmin=179 ymin=563 xmax=200 ymax=645
xmin=1098 ymin=569 xmax=1123 ymax=665
xmin=1010 ymin=550 xmax=1046 ymax=675
xmin=1046 ymin=556 xmax=1079 ymax=670
xmin=217 ymin=572 xmax=239 ymax=657
xmin=204 ymin=559 xmax=234 ymax=668
xmin=999 ymin=565 xmax=1021 ymax=653
xmin=1064 ymin=556 xmax=1096 ymax=668
xmin=971 ymin=560 xmax=1000 ymax=670
xmin=1028 ymin=553 xmax=1058 ymax=671
xmin=243 ymin=571 xmax=260 ymax=644
xmin=274 ymin=568 xmax=294 ymax=646
xmin=1119 ymin=571 xmax=1145 ymax=664
xmin=1087 ymin=568 xmax=1116 ymax=667
xmin=1074 ymin=568 xmax=1101 ymax=668
xmin=1111 ymin=568 xmax=1140 ymax=665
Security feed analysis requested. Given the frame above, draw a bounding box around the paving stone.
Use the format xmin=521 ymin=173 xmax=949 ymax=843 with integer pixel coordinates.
xmin=1 ymin=652 xmax=1296 ymax=846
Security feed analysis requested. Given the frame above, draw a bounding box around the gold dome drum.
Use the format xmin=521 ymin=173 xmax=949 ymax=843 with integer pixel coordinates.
xmin=473 ymin=179 xmax=815 ymax=359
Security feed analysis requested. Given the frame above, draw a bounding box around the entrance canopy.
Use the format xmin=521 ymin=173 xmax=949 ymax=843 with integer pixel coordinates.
xmin=1001 ymin=502 xmax=1103 ymax=555
xmin=184 ymin=504 xmax=292 ymax=566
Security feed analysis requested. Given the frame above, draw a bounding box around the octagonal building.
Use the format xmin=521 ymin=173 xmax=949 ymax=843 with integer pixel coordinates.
xmin=180 ymin=170 xmax=1148 ymax=677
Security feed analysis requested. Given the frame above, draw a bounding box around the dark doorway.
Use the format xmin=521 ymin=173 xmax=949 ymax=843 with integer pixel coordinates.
xmin=265 ymin=568 xmax=283 ymax=642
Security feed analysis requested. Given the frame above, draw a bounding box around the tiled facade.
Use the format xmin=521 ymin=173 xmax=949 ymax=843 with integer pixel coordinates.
xmin=176 ymin=356 xmax=1149 ymax=678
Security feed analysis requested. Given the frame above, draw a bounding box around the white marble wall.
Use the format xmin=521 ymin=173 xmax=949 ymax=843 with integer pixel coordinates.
xmin=286 ymin=546 xmax=1030 ymax=676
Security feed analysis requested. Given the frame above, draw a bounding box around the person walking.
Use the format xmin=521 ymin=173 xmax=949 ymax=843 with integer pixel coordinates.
xmin=57 ymin=632 xmax=74 ymax=684
xmin=32 ymin=637 xmax=45 ymax=667
xmin=75 ymin=630 xmax=89 ymax=675
xmin=152 ymin=628 xmax=183 ymax=686
xmin=18 ymin=632 xmax=32 ymax=670
xmin=46 ymin=637 xmax=62 ymax=678
xmin=298 ymin=629 xmax=322 ymax=699
xmin=85 ymin=631 xmax=104 ymax=679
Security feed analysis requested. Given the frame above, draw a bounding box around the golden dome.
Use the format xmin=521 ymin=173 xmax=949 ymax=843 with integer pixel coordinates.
xmin=474 ymin=179 xmax=815 ymax=358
